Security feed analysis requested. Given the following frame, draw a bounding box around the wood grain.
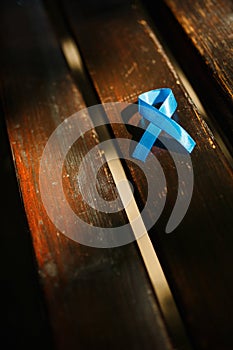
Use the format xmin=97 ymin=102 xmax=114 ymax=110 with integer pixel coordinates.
xmin=143 ymin=0 xmax=233 ymax=154
xmin=0 ymin=1 xmax=173 ymax=349
xmin=163 ymin=0 xmax=233 ymax=101
xmin=59 ymin=1 xmax=233 ymax=349
xmin=0 ymin=107 xmax=53 ymax=349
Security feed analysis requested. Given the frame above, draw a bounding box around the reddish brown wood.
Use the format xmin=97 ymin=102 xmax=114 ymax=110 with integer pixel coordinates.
xmin=59 ymin=1 xmax=233 ymax=349
xmin=143 ymin=0 xmax=233 ymax=154
xmin=0 ymin=1 xmax=173 ymax=349
xmin=0 ymin=116 xmax=53 ymax=349
xmin=163 ymin=0 xmax=233 ymax=102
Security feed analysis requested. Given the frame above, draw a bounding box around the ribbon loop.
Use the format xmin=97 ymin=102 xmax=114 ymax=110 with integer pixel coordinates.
xmin=132 ymin=88 xmax=196 ymax=162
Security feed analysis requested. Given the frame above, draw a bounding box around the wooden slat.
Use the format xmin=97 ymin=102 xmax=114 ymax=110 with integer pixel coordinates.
xmin=0 ymin=1 xmax=173 ymax=349
xmin=0 ymin=113 xmax=53 ymax=349
xmin=144 ymin=0 xmax=233 ymax=154
xmin=59 ymin=1 xmax=233 ymax=349
xmin=163 ymin=0 xmax=233 ymax=102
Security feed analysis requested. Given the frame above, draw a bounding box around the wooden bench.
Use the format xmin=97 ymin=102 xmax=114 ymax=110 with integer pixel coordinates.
xmin=0 ymin=1 xmax=232 ymax=349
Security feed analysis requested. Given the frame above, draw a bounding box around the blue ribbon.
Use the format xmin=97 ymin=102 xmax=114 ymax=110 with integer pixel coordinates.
xmin=132 ymin=88 xmax=196 ymax=161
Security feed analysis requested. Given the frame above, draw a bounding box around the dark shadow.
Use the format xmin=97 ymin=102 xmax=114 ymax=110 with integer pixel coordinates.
xmin=121 ymin=104 xmax=187 ymax=155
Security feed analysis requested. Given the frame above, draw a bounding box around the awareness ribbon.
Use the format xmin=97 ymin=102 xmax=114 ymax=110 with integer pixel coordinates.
xmin=132 ymin=88 xmax=196 ymax=161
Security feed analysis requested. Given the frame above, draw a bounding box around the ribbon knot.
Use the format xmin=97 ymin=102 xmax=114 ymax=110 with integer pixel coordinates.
xmin=132 ymin=88 xmax=196 ymax=162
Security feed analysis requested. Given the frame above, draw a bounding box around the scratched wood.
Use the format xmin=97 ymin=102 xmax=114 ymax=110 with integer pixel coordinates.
xmin=143 ymin=0 xmax=233 ymax=154
xmin=0 ymin=1 xmax=173 ymax=349
xmin=59 ymin=1 xmax=233 ymax=349
xmin=162 ymin=0 xmax=233 ymax=103
xmin=0 ymin=111 xmax=53 ymax=349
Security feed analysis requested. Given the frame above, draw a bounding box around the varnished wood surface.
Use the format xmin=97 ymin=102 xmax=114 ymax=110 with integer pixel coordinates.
xmin=143 ymin=0 xmax=233 ymax=154
xmin=162 ymin=0 xmax=233 ymax=102
xmin=0 ymin=1 xmax=172 ymax=349
xmin=0 ymin=109 xmax=53 ymax=349
xmin=1 ymin=0 xmax=233 ymax=349
xmin=59 ymin=1 xmax=233 ymax=349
